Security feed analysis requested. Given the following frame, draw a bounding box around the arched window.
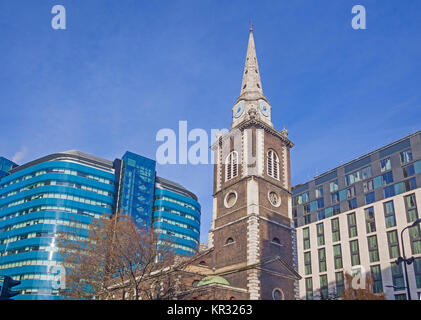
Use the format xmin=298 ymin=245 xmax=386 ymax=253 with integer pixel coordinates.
xmin=225 ymin=237 xmax=235 ymax=245
xmin=267 ymin=150 xmax=280 ymax=180
xmin=226 ymin=151 xmax=239 ymax=181
xmin=272 ymin=237 xmax=281 ymax=245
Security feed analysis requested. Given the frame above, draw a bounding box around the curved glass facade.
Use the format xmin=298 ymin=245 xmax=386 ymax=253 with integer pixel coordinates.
xmin=0 ymin=150 xmax=201 ymax=299
xmin=153 ymin=178 xmax=201 ymax=256
xmin=0 ymin=153 xmax=115 ymax=300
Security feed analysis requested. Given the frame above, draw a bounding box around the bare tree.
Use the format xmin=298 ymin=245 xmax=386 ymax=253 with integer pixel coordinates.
xmin=58 ymin=213 xmax=183 ymax=300
xmin=341 ymin=272 xmax=386 ymax=300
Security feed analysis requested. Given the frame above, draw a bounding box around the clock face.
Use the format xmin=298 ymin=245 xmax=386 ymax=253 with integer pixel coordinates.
xmin=259 ymin=101 xmax=270 ymax=117
xmin=234 ymin=102 xmax=245 ymax=118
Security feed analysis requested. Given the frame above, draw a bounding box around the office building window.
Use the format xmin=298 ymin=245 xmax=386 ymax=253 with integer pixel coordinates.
xmin=350 ymin=240 xmax=360 ymax=266
xmin=370 ymin=265 xmax=383 ymax=294
xmin=317 ymin=209 xmax=325 ymax=221
xmin=335 ymin=272 xmax=344 ymax=297
xmin=365 ymin=206 xmax=376 ymax=233
xmin=320 ymin=274 xmax=328 ymax=300
xmin=293 ymin=192 xmax=310 ymax=205
xmin=331 ymin=218 xmax=340 ymax=242
xmin=404 ymin=194 xmax=419 ymax=223
xmin=403 ymin=164 xmax=415 ymax=178
xmin=347 ymin=213 xmax=358 ymax=238
xmin=400 ymin=149 xmax=413 ymax=165
xmin=305 ymin=278 xmax=313 ymax=300
xmin=395 ymin=294 xmax=407 ymax=300
xmin=348 ymin=198 xmax=357 ymax=210
xmin=332 ymin=204 xmax=340 ymax=215
xmin=331 ymin=192 xmax=339 ymax=204
xmin=319 ymin=248 xmax=327 ymax=273
xmin=363 ymin=179 xmax=374 ymax=193
xmin=380 ymin=158 xmax=391 ymax=172
xmin=304 ymin=252 xmax=312 ymax=275
xmin=304 ymin=214 xmax=312 ymax=225
xmin=368 ymin=235 xmax=380 ymax=262
xmin=387 ymin=230 xmax=400 ymax=259
xmin=333 ymin=244 xmax=343 ymax=269
xmin=330 ymin=180 xmax=339 ymax=193
xmin=346 ymin=166 xmax=372 ymax=186
xmin=409 ymin=225 xmax=421 ymax=255
xmin=391 ymin=263 xmax=405 ymax=291
xmin=316 ymin=186 xmax=324 ymax=199
xmin=303 ymin=227 xmax=310 ymax=250
xmin=414 ymin=258 xmax=421 ymax=289
xmin=384 ymin=201 xmax=396 ymax=228
xmin=365 ymin=192 xmax=375 ymax=205
xmin=317 ymin=222 xmax=325 ymax=246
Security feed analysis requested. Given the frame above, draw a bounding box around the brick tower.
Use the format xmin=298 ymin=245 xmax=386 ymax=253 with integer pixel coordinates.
xmin=207 ymin=26 xmax=300 ymax=300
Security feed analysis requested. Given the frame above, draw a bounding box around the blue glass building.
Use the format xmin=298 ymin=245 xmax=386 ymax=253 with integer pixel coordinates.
xmin=153 ymin=177 xmax=201 ymax=256
xmin=0 ymin=157 xmax=17 ymax=179
xmin=0 ymin=150 xmax=200 ymax=299
xmin=0 ymin=151 xmax=115 ymax=300
xmin=116 ymin=152 xmax=156 ymax=229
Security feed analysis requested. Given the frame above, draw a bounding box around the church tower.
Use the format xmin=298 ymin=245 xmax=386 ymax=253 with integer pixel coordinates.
xmin=208 ymin=26 xmax=300 ymax=300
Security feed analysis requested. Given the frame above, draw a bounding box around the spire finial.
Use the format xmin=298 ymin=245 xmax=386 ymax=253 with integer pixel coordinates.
xmin=249 ymin=21 xmax=254 ymax=32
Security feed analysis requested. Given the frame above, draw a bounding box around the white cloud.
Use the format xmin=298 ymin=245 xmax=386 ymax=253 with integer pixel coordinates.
xmin=12 ymin=146 xmax=28 ymax=163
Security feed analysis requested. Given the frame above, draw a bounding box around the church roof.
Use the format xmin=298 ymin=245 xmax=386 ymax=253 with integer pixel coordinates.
xmin=197 ymin=276 xmax=230 ymax=287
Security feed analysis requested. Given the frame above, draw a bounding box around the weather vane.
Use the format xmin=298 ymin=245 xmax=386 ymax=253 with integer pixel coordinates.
xmin=249 ymin=21 xmax=255 ymax=32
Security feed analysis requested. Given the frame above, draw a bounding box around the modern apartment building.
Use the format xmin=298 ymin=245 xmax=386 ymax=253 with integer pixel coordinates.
xmin=0 ymin=150 xmax=200 ymax=300
xmin=293 ymin=131 xmax=421 ymax=300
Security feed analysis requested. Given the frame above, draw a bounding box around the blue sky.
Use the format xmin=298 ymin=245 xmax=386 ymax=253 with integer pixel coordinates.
xmin=1 ymin=0 xmax=421 ymax=243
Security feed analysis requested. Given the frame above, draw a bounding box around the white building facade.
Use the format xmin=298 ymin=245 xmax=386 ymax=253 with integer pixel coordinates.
xmin=294 ymin=131 xmax=421 ymax=300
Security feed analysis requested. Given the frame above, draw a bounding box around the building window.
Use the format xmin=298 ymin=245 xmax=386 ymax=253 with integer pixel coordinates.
xmin=400 ymin=149 xmax=413 ymax=165
xmin=380 ymin=157 xmax=391 ymax=172
xmin=348 ymin=198 xmax=357 ymax=210
xmin=363 ymin=179 xmax=374 ymax=193
xmin=303 ymin=227 xmax=310 ymax=250
xmin=225 ymin=237 xmax=235 ymax=245
xmin=267 ymin=150 xmax=280 ymax=180
xmin=304 ymin=252 xmax=312 ymax=275
xmin=335 ymin=272 xmax=344 ymax=297
xmin=370 ymin=265 xmax=383 ymax=294
xmin=317 ymin=223 xmax=325 ymax=246
xmin=403 ymin=164 xmax=415 ymax=178
xmin=404 ymin=194 xmax=419 ymax=223
xmin=384 ymin=201 xmax=396 ymax=228
xmin=391 ymin=263 xmax=405 ymax=291
xmin=319 ymin=248 xmax=327 ymax=273
xmin=365 ymin=192 xmax=375 ymax=205
xmin=315 ymin=186 xmax=324 ymax=199
xmin=365 ymin=207 xmax=376 ymax=233
xmin=395 ymin=294 xmax=407 ymax=300
xmin=272 ymin=288 xmax=284 ymax=300
xmin=331 ymin=218 xmax=340 ymax=243
xmin=272 ymin=237 xmax=281 ymax=245
xmin=305 ymin=278 xmax=313 ymax=300
xmin=320 ymin=275 xmax=328 ymax=300
xmin=346 ymin=166 xmax=372 ymax=186
xmin=368 ymin=235 xmax=380 ymax=263
xmin=347 ymin=213 xmax=358 ymax=238
xmin=330 ymin=180 xmax=338 ymax=193
xmin=387 ymin=230 xmax=400 ymax=259
xmin=333 ymin=244 xmax=343 ymax=269
xmin=350 ymin=240 xmax=360 ymax=266
xmin=331 ymin=192 xmax=339 ymax=204
xmin=293 ymin=192 xmax=309 ymax=205
xmin=225 ymin=151 xmax=238 ymax=181
xmin=409 ymin=225 xmax=421 ymax=255
xmin=414 ymin=258 xmax=421 ymax=289
xmin=332 ymin=204 xmax=341 ymax=215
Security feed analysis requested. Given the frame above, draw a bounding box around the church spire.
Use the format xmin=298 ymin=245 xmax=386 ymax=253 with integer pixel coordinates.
xmin=239 ymin=25 xmax=264 ymax=100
